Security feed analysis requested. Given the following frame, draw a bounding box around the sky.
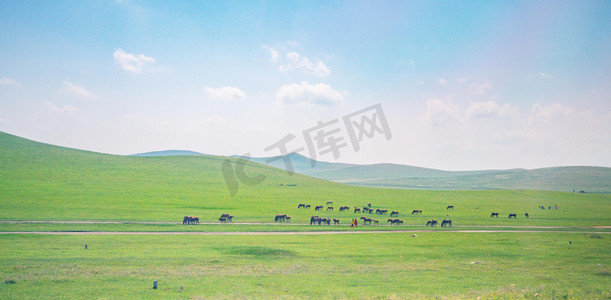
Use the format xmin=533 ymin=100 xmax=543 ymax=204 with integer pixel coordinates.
xmin=0 ymin=0 xmax=610 ymax=170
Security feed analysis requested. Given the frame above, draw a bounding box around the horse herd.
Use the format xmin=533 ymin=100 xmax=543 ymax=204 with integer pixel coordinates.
xmin=182 ymin=203 xmax=532 ymax=227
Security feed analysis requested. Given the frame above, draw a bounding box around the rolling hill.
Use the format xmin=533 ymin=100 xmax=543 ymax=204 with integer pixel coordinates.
xmin=237 ymin=153 xmax=611 ymax=193
xmin=131 ymin=150 xmax=205 ymax=156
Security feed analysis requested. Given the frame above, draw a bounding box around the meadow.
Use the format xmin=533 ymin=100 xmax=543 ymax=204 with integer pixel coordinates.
xmin=1 ymin=132 xmax=610 ymax=298
xmin=1 ymin=232 xmax=609 ymax=299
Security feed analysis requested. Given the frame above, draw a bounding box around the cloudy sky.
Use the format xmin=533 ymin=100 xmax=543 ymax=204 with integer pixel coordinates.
xmin=1 ymin=1 xmax=610 ymax=170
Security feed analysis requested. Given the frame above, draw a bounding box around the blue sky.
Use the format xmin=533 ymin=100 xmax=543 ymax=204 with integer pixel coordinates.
xmin=1 ymin=0 xmax=610 ymax=170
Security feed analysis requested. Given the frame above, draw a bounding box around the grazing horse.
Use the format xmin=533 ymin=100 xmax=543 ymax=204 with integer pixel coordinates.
xmin=226 ymin=215 xmax=233 ymax=222
xmin=411 ymin=210 xmax=422 ymax=215
xmin=373 ymin=220 xmax=379 ymax=225
xmin=326 ymin=207 xmax=334 ymax=211
xmin=387 ymin=218 xmax=402 ymax=225
xmin=310 ymin=216 xmax=319 ymax=225
xmin=354 ymin=207 xmax=361 ymax=213
xmin=376 ymin=209 xmax=388 ymax=215
xmin=525 ymin=213 xmax=529 ymax=218
xmin=220 ymin=213 xmax=230 ymax=219
xmin=305 ymin=205 xmax=311 ymax=209
xmin=447 ymin=205 xmax=454 ymax=210
xmin=390 ymin=211 xmax=399 ymax=217
xmin=183 ymin=216 xmax=199 ymax=225
xmin=326 ymin=201 xmax=333 ymax=205
xmin=426 ymin=219 xmax=438 ymax=227
xmin=219 ymin=217 xmax=227 ymax=223
xmin=339 ymin=206 xmax=350 ymax=212
xmin=441 ymin=219 xmax=452 ymax=227
xmin=490 ymin=212 xmax=499 ymax=218
xmin=285 ymin=216 xmax=291 ymax=222
xmin=275 ymin=214 xmax=287 ymax=222
xmin=333 ymin=219 xmax=340 ymax=225
xmin=298 ymin=203 xmax=305 ymax=209
xmin=315 ymin=205 xmax=323 ymax=211
xmin=183 ymin=216 xmax=190 ymax=225
xmin=368 ymin=203 xmax=372 ymax=208
xmin=360 ymin=216 xmax=372 ymax=225
xmin=508 ymin=213 xmax=517 ymax=218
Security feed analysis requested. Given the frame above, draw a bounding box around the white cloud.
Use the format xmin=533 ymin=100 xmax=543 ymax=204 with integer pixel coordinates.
xmin=280 ymin=52 xmax=330 ymax=77
xmin=438 ymin=78 xmax=447 ymax=85
xmin=262 ymin=44 xmax=330 ymax=77
xmin=44 ymin=101 xmax=81 ymax=114
xmin=0 ymin=77 xmax=20 ymax=86
xmin=113 ymin=49 xmax=156 ymax=74
xmin=204 ymin=86 xmax=246 ymax=101
xmin=60 ymin=80 xmax=97 ymax=99
xmin=529 ymin=103 xmax=573 ymax=124
xmin=424 ymin=97 xmax=460 ymax=125
xmin=457 ymin=77 xmax=469 ymax=84
xmin=471 ymin=82 xmax=492 ymax=95
xmin=466 ymin=101 xmax=515 ymax=119
xmin=276 ymin=81 xmax=343 ymax=106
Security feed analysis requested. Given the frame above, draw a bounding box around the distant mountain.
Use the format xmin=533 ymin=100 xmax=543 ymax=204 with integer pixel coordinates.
xmin=131 ymin=150 xmax=204 ymax=157
xmin=236 ymin=153 xmax=611 ymax=193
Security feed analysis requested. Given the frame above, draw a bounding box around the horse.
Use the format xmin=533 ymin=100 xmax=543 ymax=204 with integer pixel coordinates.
xmin=326 ymin=201 xmax=333 ymax=205
xmin=333 ymin=219 xmax=340 ymax=225
xmin=305 ymin=205 xmax=311 ymax=209
xmin=426 ymin=219 xmax=438 ymax=227
xmin=354 ymin=207 xmax=361 ymax=213
xmin=339 ymin=206 xmax=350 ymax=212
xmin=310 ymin=216 xmax=319 ymax=225
xmin=387 ymin=219 xmax=402 ymax=225
xmin=183 ymin=216 xmax=198 ymax=225
xmin=218 ymin=217 xmax=227 ymax=223
xmin=508 ymin=213 xmax=517 ymax=218
xmin=368 ymin=203 xmax=372 ymax=208
xmin=360 ymin=216 xmax=372 ymax=225
xmin=411 ymin=210 xmax=422 ymax=215
xmin=525 ymin=213 xmax=529 ymax=218
xmin=220 ymin=213 xmax=230 ymax=219
xmin=390 ymin=211 xmax=399 ymax=217
xmin=441 ymin=219 xmax=452 ymax=227
xmin=298 ymin=203 xmax=305 ymax=209
xmin=226 ymin=215 xmax=233 ymax=222
xmin=183 ymin=216 xmax=190 ymax=225
xmin=447 ymin=205 xmax=454 ymax=210
xmin=490 ymin=212 xmax=499 ymax=218
xmin=326 ymin=207 xmax=333 ymax=211
xmin=275 ymin=214 xmax=287 ymax=222
xmin=315 ymin=205 xmax=323 ymax=211
xmin=373 ymin=220 xmax=379 ymax=225
xmin=285 ymin=216 xmax=291 ymax=222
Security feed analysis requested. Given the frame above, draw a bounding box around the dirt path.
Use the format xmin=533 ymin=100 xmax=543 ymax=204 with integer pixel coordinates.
xmin=1 ymin=220 xmax=609 ymax=229
xmin=0 ymin=230 xmax=609 ymax=235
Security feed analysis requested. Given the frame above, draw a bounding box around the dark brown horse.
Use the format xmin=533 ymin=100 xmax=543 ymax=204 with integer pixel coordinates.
xmin=390 ymin=211 xmax=399 ymax=217
xmin=354 ymin=207 xmax=361 ymax=213
xmin=411 ymin=210 xmax=422 ymax=215
xmin=360 ymin=216 xmax=372 ymax=225
xmin=447 ymin=205 xmax=454 ymax=210
xmin=441 ymin=219 xmax=452 ymax=227
xmin=298 ymin=203 xmax=305 ymax=209
xmin=305 ymin=204 xmax=311 ymax=209
xmin=524 ymin=213 xmax=529 ymax=218
xmin=333 ymin=219 xmax=340 ymax=225
xmin=310 ymin=216 xmax=319 ymax=225
xmin=490 ymin=212 xmax=499 ymax=218
xmin=426 ymin=219 xmax=438 ymax=226
xmin=339 ymin=206 xmax=350 ymax=212
xmin=326 ymin=206 xmax=334 ymax=211
xmin=508 ymin=213 xmax=517 ymax=218
xmin=275 ymin=214 xmax=287 ymax=222
xmin=315 ymin=205 xmax=323 ymax=211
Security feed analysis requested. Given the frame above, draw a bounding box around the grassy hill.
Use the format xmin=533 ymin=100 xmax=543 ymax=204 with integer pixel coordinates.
xmin=1 ymin=131 xmax=610 ymax=226
xmin=131 ymin=150 xmax=204 ymax=156
xmin=242 ymin=153 xmax=611 ymax=192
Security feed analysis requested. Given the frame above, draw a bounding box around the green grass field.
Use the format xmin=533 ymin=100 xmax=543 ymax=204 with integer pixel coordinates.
xmin=1 ymin=232 xmax=609 ymax=299
xmin=1 ymin=131 xmax=610 ymax=298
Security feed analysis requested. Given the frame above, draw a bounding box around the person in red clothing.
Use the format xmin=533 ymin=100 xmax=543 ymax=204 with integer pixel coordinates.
xmin=355 ymin=218 xmax=358 ymax=227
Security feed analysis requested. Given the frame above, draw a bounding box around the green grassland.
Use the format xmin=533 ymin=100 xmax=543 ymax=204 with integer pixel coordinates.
xmin=1 ymin=131 xmax=610 ymax=298
xmin=1 ymin=132 xmax=610 ymax=228
xmin=1 ymin=232 xmax=609 ymax=299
